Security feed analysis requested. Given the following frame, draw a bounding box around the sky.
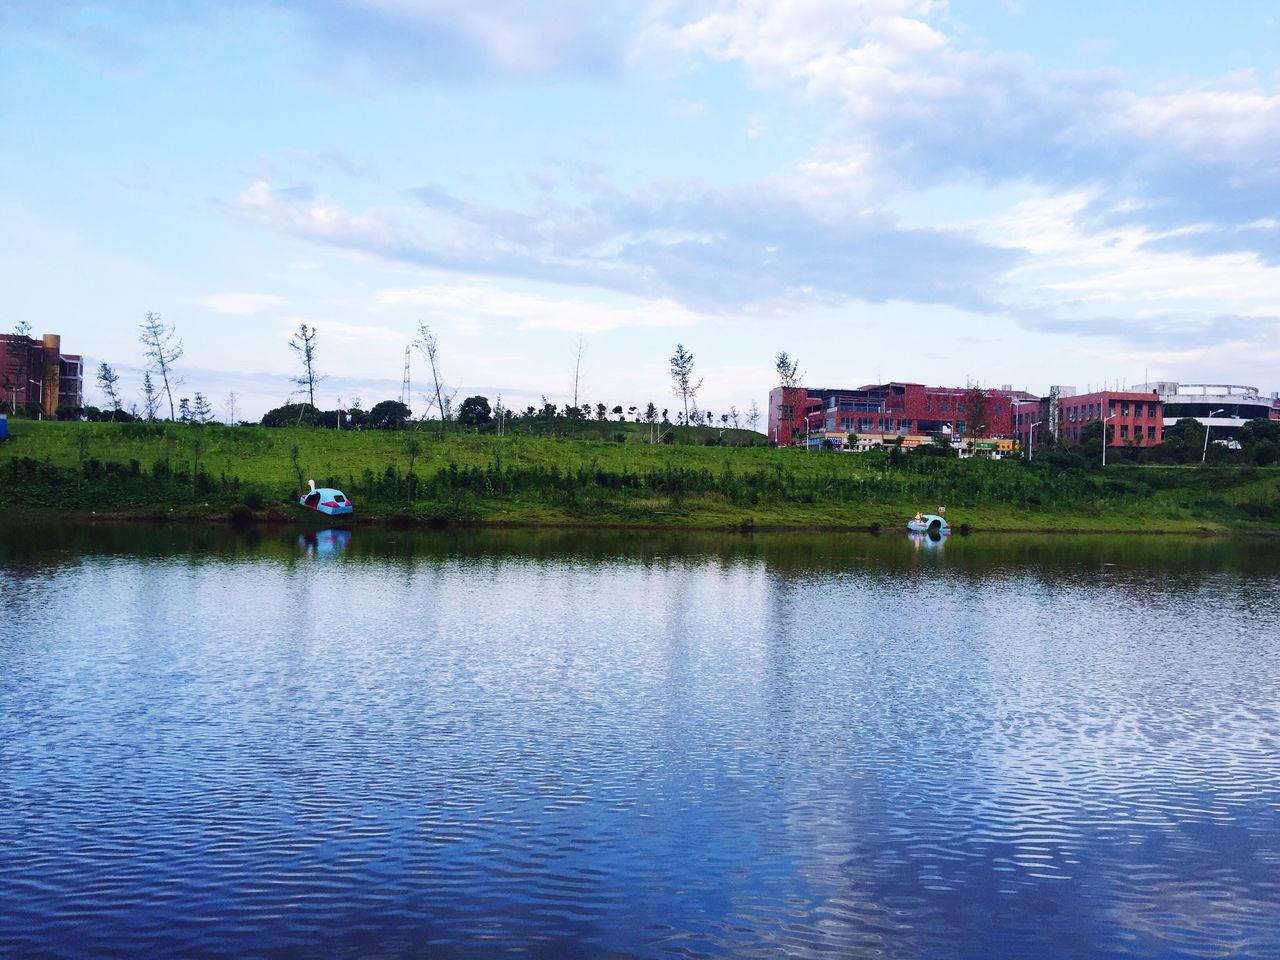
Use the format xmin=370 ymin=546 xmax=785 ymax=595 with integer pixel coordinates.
xmin=2 ymin=0 xmax=1278 ymax=420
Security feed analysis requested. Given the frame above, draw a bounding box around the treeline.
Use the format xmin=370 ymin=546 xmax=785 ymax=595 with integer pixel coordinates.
xmin=1045 ymin=417 xmax=1280 ymax=468
xmin=257 ymin=396 xmax=768 ymax=445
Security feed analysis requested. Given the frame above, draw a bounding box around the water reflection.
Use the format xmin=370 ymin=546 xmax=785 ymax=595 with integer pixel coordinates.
xmin=908 ymin=529 xmax=948 ymax=551
xmin=1 ymin=524 xmax=1278 ymax=958
xmin=298 ymin=528 xmax=352 ymax=558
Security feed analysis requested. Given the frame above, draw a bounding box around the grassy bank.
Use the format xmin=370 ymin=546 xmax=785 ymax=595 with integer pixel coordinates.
xmin=2 ymin=420 xmax=1278 ymax=532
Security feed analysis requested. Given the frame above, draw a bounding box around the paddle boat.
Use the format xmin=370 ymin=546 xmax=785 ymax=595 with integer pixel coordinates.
xmin=299 ymin=480 xmax=354 ymax=517
xmin=907 ymin=511 xmax=950 ymax=535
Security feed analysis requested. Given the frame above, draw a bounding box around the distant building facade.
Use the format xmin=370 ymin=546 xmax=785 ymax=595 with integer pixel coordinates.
xmin=769 ymin=382 xmax=1039 ymax=448
xmin=0 ymin=332 xmax=84 ymax=417
xmin=1133 ymin=382 xmax=1276 ymax=439
xmin=1052 ymin=389 xmax=1164 ymax=447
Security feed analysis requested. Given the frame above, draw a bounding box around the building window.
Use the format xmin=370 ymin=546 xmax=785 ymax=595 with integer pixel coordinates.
xmin=1121 ymin=402 xmax=1129 ymax=416
xmin=1147 ymin=426 xmax=1156 ymax=439
xmin=1109 ymin=402 xmax=1116 ymax=417
xmin=1120 ymin=424 xmax=1129 ymax=439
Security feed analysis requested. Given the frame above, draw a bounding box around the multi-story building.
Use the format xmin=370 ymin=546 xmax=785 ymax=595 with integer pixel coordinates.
xmin=1054 ymin=390 xmax=1164 ymax=447
xmin=0 ymin=332 xmax=84 ymax=418
xmin=1132 ymin=382 xmax=1275 ymax=439
xmin=1012 ymin=388 xmax=1164 ymax=449
xmin=769 ymin=382 xmax=1039 ymax=447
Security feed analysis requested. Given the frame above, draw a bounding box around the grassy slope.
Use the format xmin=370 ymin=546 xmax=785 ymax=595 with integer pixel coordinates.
xmin=2 ymin=420 xmax=1278 ymax=532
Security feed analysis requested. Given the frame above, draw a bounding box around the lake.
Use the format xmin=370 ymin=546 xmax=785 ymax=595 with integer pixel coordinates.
xmin=2 ymin=525 xmax=1278 ymax=959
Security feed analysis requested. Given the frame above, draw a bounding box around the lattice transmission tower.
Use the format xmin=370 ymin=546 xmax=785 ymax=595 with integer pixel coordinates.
xmin=400 ymin=346 xmax=411 ymax=406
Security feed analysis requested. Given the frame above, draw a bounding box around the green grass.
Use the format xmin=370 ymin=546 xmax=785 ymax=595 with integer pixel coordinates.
xmin=3 ymin=419 xmax=1279 ymax=532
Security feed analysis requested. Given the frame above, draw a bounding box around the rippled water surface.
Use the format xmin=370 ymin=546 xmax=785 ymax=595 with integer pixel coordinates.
xmin=2 ymin=525 xmax=1279 ymax=959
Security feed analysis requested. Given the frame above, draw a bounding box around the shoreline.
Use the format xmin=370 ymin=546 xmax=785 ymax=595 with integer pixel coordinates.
xmin=3 ymin=507 xmax=1269 ymax=537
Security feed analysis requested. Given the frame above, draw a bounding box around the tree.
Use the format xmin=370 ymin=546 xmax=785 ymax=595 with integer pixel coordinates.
xmin=192 ymin=392 xmax=213 ymax=424
xmin=261 ymin=403 xmax=321 ymax=427
xmin=775 ymin=351 xmax=803 ymax=389
xmin=138 ymin=312 xmax=183 ymax=421
xmin=178 ymin=397 xmax=192 ymax=423
xmin=96 ymin=362 xmax=122 ymax=420
xmin=369 ymin=399 xmax=411 ymax=430
xmin=414 ymin=322 xmax=455 ymax=422
xmin=225 ymin=391 xmax=239 ymax=425
xmin=963 ymin=386 xmax=990 ymax=450
xmin=596 ymin=402 xmax=607 ymax=421
xmin=611 ymin=405 xmax=624 ymax=421
xmin=289 ymin=323 xmax=324 ymax=409
xmin=746 ymin=399 xmax=761 ymax=432
xmin=141 ymin=371 xmax=160 ymax=421
xmin=571 ymin=334 xmax=585 ymax=411
xmin=729 ymin=405 xmax=740 ymax=429
xmin=669 ymin=344 xmax=702 ymax=426
xmin=457 ymin=395 xmax=493 ymax=428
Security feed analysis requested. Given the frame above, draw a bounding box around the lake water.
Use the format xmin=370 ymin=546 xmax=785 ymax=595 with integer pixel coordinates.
xmin=2 ymin=525 xmax=1278 ymax=959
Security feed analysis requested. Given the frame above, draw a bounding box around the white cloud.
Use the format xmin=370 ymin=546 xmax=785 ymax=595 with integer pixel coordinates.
xmin=200 ymin=292 xmax=288 ymax=315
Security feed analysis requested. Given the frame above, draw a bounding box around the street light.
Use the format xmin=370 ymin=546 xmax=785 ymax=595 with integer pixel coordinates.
xmin=28 ymin=379 xmax=43 ymax=421
xmin=1028 ymin=420 xmax=1043 ymax=460
xmin=1100 ymin=413 xmax=1118 ymax=467
xmin=1201 ymin=408 xmax=1225 ymax=463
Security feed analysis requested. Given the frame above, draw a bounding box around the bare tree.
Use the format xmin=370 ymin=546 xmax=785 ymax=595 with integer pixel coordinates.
xmin=289 ymin=323 xmax=324 ymax=409
xmin=96 ymin=362 xmax=122 ymax=420
xmin=669 ymin=344 xmax=702 ymax=426
xmin=571 ymin=334 xmax=585 ymax=410
xmin=141 ymin=371 xmax=160 ymax=421
xmin=775 ymin=351 xmax=804 ymax=388
xmin=729 ymin=405 xmax=740 ymax=429
xmin=747 ymin=399 xmax=761 ymax=432
xmin=138 ymin=312 xmax=183 ymax=421
xmin=224 ymin=391 xmax=239 ymax=425
xmin=414 ymin=321 xmax=456 ymax=423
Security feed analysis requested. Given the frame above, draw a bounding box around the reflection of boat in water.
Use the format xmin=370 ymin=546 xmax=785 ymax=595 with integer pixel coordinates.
xmin=907 ymin=512 xmax=950 ymax=535
xmin=298 ymin=529 xmax=352 ymax=557
xmin=908 ymin=530 xmax=946 ymax=550
xmin=299 ymin=479 xmax=354 ymax=517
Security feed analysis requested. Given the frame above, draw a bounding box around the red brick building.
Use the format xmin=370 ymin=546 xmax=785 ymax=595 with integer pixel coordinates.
xmin=1013 ymin=389 xmax=1165 ymax=449
xmin=1057 ymin=390 xmax=1164 ymax=446
xmin=769 ymin=382 xmax=1038 ymax=446
xmin=0 ymin=332 xmax=84 ymax=417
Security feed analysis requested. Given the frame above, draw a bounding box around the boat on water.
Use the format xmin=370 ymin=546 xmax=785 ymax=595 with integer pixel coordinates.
xmin=907 ymin=512 xmax=950 ymax=535
xmin=299 ymin=480 xmax=354 ymax=517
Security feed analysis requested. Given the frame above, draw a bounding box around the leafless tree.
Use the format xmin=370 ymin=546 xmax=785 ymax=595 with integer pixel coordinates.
xmin=289 ymin=323 xmax=324 ymax=409
xmin=138 ymin=312 xmax=183 ymax=421
xmin=414 ymin=321 xmax=457 ymax=423
xmin=729 ymin=405 xmax=740 ymax=429
xmin=571 ymin=334 xmax=585 ymax=410
xmin=747 ymin=399 xmax=761 ymax=432
xmin=224 ymin=391 xmax=240 ymax=425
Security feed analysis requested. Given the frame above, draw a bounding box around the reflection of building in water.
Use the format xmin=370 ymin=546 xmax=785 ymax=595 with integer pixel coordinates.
xmin=299 ymin=529 xmax=352 ymax=557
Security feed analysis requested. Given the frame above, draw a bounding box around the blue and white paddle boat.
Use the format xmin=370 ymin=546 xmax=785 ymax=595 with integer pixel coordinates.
xmin=907 ymin=511 xmax=950 ymax=535
xmin=299 ymin=479 xmax=354 ymax=517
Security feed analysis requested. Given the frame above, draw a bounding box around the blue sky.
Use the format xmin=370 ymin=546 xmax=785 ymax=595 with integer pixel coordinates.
xmin=2 ymin=1 xmax=1278 ymax=419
